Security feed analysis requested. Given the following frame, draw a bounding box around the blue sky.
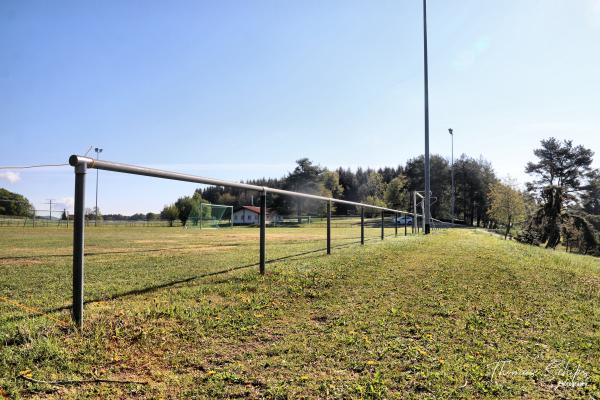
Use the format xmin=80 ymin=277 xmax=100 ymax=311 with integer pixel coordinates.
xmin=1 ymin=0 xmax=599 ymax=214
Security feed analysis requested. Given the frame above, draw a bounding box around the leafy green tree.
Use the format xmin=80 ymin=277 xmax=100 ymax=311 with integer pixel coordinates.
xmin=404 ymin=155 xmax=454 ymax=220
xmin=364 ymin=195 xmax=387 ymax=217
xmin=84 ymin=208 xmax=94 ymax=220
xmin=270 ymin=158 xmax=343 ymax=216
xmin=286 ymin=158 xmax=324 ymax=194
xmin=447 ymin=156 xmax=496 ymax=226
xmin=335 ymin=167 xmax=360 ymax=215
xmin=582 ymin=170 xmax=600 ymax=215
xmin=146 ymin=212 xmax=159 ymax=221
xmin=277 ymin=158 xmax=324 ymax=216
xmin=519 ymin=138 xmax=594 ymax=248
xmin=560 ymin=213 xmax=598 ymax=254
xmin=359 ymin=172 xmax=386 ymax=201
xmin=322 ymin=170 xmax=344 ymax=199
xmin=92 ymin=206 xmax=103 ymax=221
xmin=175 ymin=196 xmax=202 ymax=226
xmin=218 ymin=192 xmax=237 ymax=206
xmin=384 ymin=176 xmax=407 ymax=208
xmin=160 ymin=204 xmax=179 ymax=227
xmin=378 ymin=166 xmax=403 ymax=184
xmin=321 ymin=170 xmax=344 ymax=213
xmin=525 ymin=137 xmax=594 ymax=197
xmin=0 ymin=188 xmax=33 ymax=216
xmin=488 ymin=180 xmax=526 ymax=239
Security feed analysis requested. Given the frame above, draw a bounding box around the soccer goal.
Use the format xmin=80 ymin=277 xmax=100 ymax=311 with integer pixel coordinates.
xmin=188 ymin=203 xmax=233 ymax=228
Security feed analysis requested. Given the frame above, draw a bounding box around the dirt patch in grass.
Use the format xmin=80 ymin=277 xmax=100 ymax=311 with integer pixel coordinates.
xmin=0 ymin=258 xmax=44 ymax=267
xmin=132 ymin=239 xmax=180 ymax=244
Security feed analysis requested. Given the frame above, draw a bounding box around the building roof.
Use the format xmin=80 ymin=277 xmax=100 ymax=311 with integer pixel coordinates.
xmin=235 ymin=206 xmax=261 ymax=214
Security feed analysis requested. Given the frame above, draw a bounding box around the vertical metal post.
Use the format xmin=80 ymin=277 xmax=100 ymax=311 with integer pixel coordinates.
xmin=404 ymin=212 xmax=407 ymax=236
xmin=422 ymin=201 xmax=426 ymax=233
xmin=94 ymin=169 xmax=99 ymax=226
xmin=72 ymin=162 xmax=86 ymax=328
xmin=326 ymin=201 xmax=331 ymax=254
xmin=360 ymin=207 xmax=365 ymax=245
xmin=423 ymin=0 xmax=431 ymax=235
xmin=449 ymin=128 xmax=455 ymax=224
xmin=413 ymin=191 xmax=418 ymax=234
xmin=259 ymin=191 xmax=266 ymax=274
xmin=381 ymin=211 xmax=384 ymax=240
xmin=297 ymin=200 xmax=301 ymax=224
xmin=395 ymin=212 xmax=398 ymax=236
xmin=200 ymin=202 xmax=203 ymax=229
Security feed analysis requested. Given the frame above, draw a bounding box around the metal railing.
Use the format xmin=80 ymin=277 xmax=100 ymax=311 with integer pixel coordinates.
xmin=0 ymin=210 xmax=70 ymax=227
xmin=67 ymin=155 xmax=427 ymax=328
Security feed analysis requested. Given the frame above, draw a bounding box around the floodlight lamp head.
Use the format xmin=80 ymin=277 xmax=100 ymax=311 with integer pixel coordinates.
xmin=94 ymin=147 xmax=103 ymax=153
xmin=448 ymin=128 xmax=453 ymax=135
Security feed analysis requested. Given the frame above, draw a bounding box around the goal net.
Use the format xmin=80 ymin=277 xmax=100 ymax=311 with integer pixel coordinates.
xmin=189 ymin=203 xmax=233 ymax=228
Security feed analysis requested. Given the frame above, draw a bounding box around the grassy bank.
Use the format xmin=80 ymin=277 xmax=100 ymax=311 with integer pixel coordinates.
xmin=0 ymin=227 xmax=598 ymax=398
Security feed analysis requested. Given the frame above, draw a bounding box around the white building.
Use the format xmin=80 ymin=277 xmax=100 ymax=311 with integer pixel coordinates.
xmin=233 ymin=206 xmax=283 ymax=225
xmin=233 ymin=206 xmax=261 ymax=225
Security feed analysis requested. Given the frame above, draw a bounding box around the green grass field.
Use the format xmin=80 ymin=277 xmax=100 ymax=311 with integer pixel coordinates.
xmin=0 ymin=226 xmax=599 ymax=399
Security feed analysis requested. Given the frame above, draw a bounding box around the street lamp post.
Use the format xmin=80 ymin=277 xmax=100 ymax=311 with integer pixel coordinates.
xmin=94 ymin=147 xmax=103 ymax=227
xmin=449 ymin=129 xmax=455 ymax=224
xmin=423 ymin=0 xmax=431 ymax=234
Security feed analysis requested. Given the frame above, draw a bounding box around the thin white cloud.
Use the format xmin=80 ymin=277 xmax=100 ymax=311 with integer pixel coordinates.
xmin=0 ymin=166 xmax=71 ymax=174
xmin=0 ymin=171 xmax=21 ymax=183
xmin=61 ymin=197 xmax=75 ymax=209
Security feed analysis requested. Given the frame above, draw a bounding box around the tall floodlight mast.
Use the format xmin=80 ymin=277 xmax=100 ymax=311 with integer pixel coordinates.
xmin=449 ymin=128 xmax=455 ymax=224
xmin=422 ymin=0 xmax=431 ymax=234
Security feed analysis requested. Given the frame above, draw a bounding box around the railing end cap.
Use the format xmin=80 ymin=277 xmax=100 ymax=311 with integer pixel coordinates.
xmin=69 ymin=155 xmax=81 ymax=166
xmin=69 ymin=155 xmax=94 ymax=167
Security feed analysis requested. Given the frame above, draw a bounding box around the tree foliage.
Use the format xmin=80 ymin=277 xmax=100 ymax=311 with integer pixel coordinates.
xmin=192 ymin=154 xmax=498 ymax=224
xmin=488 ymin=180 xmax=526 ymax=239
xmin=452 ymin=156 xmax=497 ymax=226
xmin=0 ymin=188 xmax=33 ymax=217
xmin=518 ymin=138 xmax=597 ymax=251
xmin=160 ymin=204 xmax=179 ymax=227
xmin=174 ymin=193 xmax=206 ymax=226
xmin=404 ymin=155 xmax=451 ymax=219
xmin=270 ymin=158 xmax=345 ymax=215
xmin=525 ymin=137 xmax=594 ymax=194
xmin=581 ymin=170 xmax=600 ymax=215
xmin=146 ymin=212 xmax=159 ymax=221
xmin=384 ymin=176 xmax=408 ymax=208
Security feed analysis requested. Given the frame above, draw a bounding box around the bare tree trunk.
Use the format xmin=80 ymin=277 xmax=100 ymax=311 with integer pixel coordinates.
xmin=504 ymin=216 xmax=512 ymax=239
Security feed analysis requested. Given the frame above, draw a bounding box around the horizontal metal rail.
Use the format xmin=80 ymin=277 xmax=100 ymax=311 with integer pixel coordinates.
xmin=68 ymin=154 xmax=432 ymax=328
xmin=69 ymin=155 xmax=419 ymax=215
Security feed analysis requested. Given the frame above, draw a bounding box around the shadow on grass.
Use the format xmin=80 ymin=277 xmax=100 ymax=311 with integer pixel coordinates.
xmin=3 ymin=235 xmax=406 ymax=325
xmin=0 ymin=243 xmax=243 ymax=261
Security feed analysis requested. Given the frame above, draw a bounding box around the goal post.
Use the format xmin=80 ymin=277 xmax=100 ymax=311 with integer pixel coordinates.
xmin=189 ymin=203 xmax=233 ymax=228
